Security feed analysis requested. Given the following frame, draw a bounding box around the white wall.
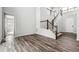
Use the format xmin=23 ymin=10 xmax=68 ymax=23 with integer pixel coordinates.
xmin=36 ymin=7 xmax=40 ymax=32
xmin=77 ymin=8 xmax=79 ymax=41
xmin=40 ymin=7 xmax=49 ymax=21
xmin=3 ymin=7 xmax=36 ymax=37
xmin=0 ymin=7 xmax=2 ymax=42
xmin=40 ymin=7 xmax=55 ymax=21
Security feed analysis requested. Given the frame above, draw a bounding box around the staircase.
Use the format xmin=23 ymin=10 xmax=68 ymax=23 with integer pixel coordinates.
xmin=40 ymin=7 xmax=63 ymax=39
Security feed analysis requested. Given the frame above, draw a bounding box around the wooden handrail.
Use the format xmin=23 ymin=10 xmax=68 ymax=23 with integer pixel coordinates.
xmin=40 ymin=19 xmax=57 ymax=29
xmin=52 ymin=12 xmax=59 ymax=22
xmin=48 ymin=21 xmax=52 ymax=24
xmin=40 ymin=20 xmax=52 ymax=24
xmin=40 ymin=20 xmax=47 ymax=22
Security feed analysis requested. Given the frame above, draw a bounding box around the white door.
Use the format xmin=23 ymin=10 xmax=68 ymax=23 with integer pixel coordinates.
xmin=65 ymin=16 xmax=75 ymax=33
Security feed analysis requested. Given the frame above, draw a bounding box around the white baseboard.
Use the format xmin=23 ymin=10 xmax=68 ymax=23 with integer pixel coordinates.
xmin=77 ymin=39 xmax=79 ymax=41
xmin=36 ymin=28 xmax=56 ymax=39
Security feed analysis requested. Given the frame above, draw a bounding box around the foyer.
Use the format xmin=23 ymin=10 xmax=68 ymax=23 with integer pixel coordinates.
xmin=0 ymin=7 xmax=78 ymax=52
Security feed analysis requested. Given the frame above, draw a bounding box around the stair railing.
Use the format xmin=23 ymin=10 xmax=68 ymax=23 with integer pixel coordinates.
xmin=40 ymin=9 xmax=62 ymax=39
xmin=40 ymin=19 xmax=58 ymax=39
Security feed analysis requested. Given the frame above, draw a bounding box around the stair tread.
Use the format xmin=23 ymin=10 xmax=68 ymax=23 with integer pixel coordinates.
xmin=57 ymin=33 xmax=62 ymax=36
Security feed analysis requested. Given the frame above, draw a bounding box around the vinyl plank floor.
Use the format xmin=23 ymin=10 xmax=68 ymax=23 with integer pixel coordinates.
xmin=15 ymin=33 xmax=78 ymax=52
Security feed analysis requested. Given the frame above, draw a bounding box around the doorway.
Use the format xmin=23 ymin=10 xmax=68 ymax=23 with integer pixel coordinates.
xmin=62 ymin=12 xmax=77 ymax=40
xmin=63 ymin=12 xmax=77 ymax=34
xmin=1 ymin=13 xmax=15 ymax=48
xmin=4 ymin=13 xmax=14 ymax=37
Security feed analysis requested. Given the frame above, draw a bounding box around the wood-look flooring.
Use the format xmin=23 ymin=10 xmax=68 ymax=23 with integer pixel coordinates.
xmin=15 ymin=33 xmax=78 ymax=52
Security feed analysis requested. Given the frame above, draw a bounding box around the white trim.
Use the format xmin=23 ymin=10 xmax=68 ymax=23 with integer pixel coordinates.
xmin=76 ymin=39 xmax=79 ymax=41
xmin=36 ymin=28 xmax=56 ymax=39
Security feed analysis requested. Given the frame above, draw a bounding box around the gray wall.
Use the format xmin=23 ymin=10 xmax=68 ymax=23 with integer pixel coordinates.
xmin=3 ymin=7 xmax=36 ymax=37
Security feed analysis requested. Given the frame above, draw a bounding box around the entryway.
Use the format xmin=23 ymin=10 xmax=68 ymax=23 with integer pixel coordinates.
xmin=0 ymin=13 xmax=15 ymax=52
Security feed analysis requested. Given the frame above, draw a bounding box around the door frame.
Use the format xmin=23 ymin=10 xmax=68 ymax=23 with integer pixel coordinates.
xmin=2 ymin=12 xmax=15 ymax=40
